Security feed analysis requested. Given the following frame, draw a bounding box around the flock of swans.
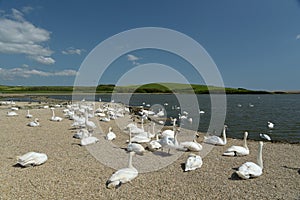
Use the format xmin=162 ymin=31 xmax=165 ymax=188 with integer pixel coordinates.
xmin=3 ymin=99 xmax=273 ymax=189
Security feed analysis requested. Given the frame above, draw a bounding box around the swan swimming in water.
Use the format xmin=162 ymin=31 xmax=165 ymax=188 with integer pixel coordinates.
xmin=27 ymin=118 xmax=40 ymax=127
xmin=223 ymin=131 xmax=249 ymax=156
xmin=260 ymin=133 xmax=271 ymax=141
xmin=185 ymin=153 xmax=203 ymax=172
xmin=236 ymin=141 xmax=264 ymax=179
xmin=106 ymin=151 xmax=138 ymax=189
xmin=106 ymin=127 xmax=116 ymax=141
xmin=204 ymin=125 xmax=227 ymax=145
xmin=268 ymin=121 xmax=274 ymax=129
xmin=17 ymin=152 xmax=48 ymax=167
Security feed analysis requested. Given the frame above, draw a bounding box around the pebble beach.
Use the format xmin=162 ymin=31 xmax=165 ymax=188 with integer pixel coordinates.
xmin=0 ymin=101 xmax=299 ymax=200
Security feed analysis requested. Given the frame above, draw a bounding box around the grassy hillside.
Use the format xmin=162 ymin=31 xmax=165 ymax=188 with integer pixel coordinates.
xmin=0 ymin=83 xmax=271 ymax=94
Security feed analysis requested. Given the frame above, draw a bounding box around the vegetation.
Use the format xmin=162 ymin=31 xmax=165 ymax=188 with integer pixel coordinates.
xmin=0 ymin=83 xmax=272 ymax=94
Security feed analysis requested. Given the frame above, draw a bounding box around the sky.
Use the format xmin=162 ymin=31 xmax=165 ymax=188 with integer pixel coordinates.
xmin=0 ymin=0 xmax=300 ymax=91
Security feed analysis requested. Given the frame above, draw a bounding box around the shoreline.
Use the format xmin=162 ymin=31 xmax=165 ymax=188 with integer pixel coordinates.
xmin=0 ymin=101 xmax=299 ymax=199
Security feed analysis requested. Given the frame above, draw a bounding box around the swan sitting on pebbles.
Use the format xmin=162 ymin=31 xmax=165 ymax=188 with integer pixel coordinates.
xmin=185 ymin=153 xmax=203 ymax=172
xmin=17 ymin=152 xmax=48 ymax=167
xmin=106 ymin=152 xmax=138 ymax=189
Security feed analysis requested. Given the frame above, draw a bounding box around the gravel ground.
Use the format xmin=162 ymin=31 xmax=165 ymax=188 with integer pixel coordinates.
xmin=0 ymin=102 xmax=299 ymax=200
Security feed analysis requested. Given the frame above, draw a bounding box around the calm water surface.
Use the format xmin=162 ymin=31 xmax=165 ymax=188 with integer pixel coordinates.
xmin=7 ymin=94 xmax=300 ymax=143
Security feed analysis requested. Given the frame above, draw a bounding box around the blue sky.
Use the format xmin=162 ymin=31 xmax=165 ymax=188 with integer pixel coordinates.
xmin=0 ymin=0 xmax=300 ymax=91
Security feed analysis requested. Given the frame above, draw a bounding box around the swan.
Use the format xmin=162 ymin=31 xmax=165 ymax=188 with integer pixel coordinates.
xmin=50 ymin=108 xmax=63 ymax=122
xmin=159 ymin=129 xmax=186 ymax=153
xmin=27 ymin=118 xmax=40 ymax=127
xmin=268 ymin=121 xmax=274 ymax=129
xmin=73 ymin=128 xmax=89 ymax=139
xmin=84 ymin=111 xmax=97 ymax=132
xmin=127 ymin=128 xmax=145 ymax=155
xmin=11 ymin=107 xmax=19 ymax=111
xmin=180 ymin=133 xmax=202 ymax=152
xmin=223 ymin=131 xmax=249 ymax=156
xmin=106 ymin=127 xmax=116 ymax=141
xmin=7 ymin=111 xmax=18 ymax=116
xmin=17 ymin=152 xmax=48 ymax=167
xmin=260 ymin=133 xmax=271 ymax=141
xmin=106 ymin=151 xmax=138 ymax=189
xmin=184 ymin=153 xmax=203 ymax=172
xmin=236 ymin=141 xmax=264 ymax=179
xmin=204 ymin=125 xmax=227 ymax=145
xmin=80 ymin=133 xmax=99 ymax=146
xmin=161 ymin=118 xmax=177 ymax=138
xmin=147 ymin=132 xmax=162 ymax=151
xmin=26 ymin=110 xmax=33 ymax=118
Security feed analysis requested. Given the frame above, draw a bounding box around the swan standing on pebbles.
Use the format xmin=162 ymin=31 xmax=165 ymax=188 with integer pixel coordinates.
xmin=27 ymin=118 xmax=40 ymax=127
xmin=106 ymin=151 xmax=138 ymax=189
xmin=50 ymin=108 xmax=63 ymax=122
xmin=223 ymin=132 xmax=249 ymax=156
xmin=204 ymin=125 xmax=227 ymax=145
xmin=17 ymin=152 xmax=48 ymax=167
xmin=106 ymin=127 xmax=116 ymax=141
xmin=185 ymin=153 xmax=203 ymax=172
xmin=236 ymin=141 xmax=264 ymax=179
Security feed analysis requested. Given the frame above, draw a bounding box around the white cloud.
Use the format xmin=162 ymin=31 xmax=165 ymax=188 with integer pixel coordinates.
xmin=30 ymin=56 xmax=55 ymax=65
xmin=0 ymin=67 xmax=77 ymax=80
xmin=127 ymin=54 xmax=140 ymax=65
xmin=296 ymin=34 xmax=300 ymax=40
xmin=62 ymin=47 xmax=85 ymax=55
xmin=0 ymin=9 xmax=55 ymax=65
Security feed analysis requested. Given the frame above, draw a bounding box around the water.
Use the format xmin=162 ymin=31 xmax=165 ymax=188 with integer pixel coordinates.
xmin=6 ymin=94 xmax=300 ymax=143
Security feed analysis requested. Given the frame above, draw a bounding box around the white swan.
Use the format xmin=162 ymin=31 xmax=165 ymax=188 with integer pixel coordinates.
xmin=260 ymin=133 xmax=271 ymax=141
xmin=127 ymin=128 xmax=145 ymax=155
xmin=268 ymin=121 xmax=274 ymax=129
xmin=223 ymin=131 xmax=249 ymax=156
xmin=7 ymin=111 xmax=18 ymax=116
xmin=84 ymin=111 xmax=96 ymax=132
xmin=73 ymin=128 xmax=89 ymax=139
xmin=180 ymin=133 xmax=202 ymax=152
xmin=80 ymin=133 xmax=99 ymax=146
xmin=236 ymin=141 xmax=264 ymax=179
xmin=26 ymin=110 xmax=33 ymax=118
xmin=204 ymin=125 xmax=227 ymax=145
xmin=185 ymin=153 xmax=203 ymax=172
xmin=159 ymin=129 xmax=186 ymax=153
xmin=27 ymin=118 xmax=40 ymax=127
xmin=50 ymin=108 xmax=63 ymax=122
xmin=106 ymin=127 xmax=116 ymax=141
xmin=147 ymin=132 xmax=162 ymax=151
xmin=17 ymin=152 xmax=48 ymax=167
xmin=106 ymin=151 xmax=138 ymax=189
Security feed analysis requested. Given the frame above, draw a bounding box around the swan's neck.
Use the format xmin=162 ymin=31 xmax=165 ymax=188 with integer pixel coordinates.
xmin=128 ymin=152 xmax=134 ymax=168
xmin=243 ymin=134 xmax=248 ymax=149
xmin=129 ymin=129 xmax=132 ymax=144
xmin=52 ymin=110 xmax=55 ymax=117
xmin=222 ymin=127 xmax=227 ymax=144
xmin=155 ymin=133 xmax=159 ymax=141
xmin=257 ymin=143 xmax=263 ymax=169
xmin=141 ymin=119 xmax=144 ymax=131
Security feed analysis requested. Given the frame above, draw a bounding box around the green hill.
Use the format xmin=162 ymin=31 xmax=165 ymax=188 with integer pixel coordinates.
xmin=0 ymin=83 xmax=271 ymax=94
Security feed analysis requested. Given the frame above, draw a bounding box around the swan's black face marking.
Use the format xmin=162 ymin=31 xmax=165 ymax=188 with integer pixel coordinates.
xmin=73 ymin=27 xmax=226 ymax=173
